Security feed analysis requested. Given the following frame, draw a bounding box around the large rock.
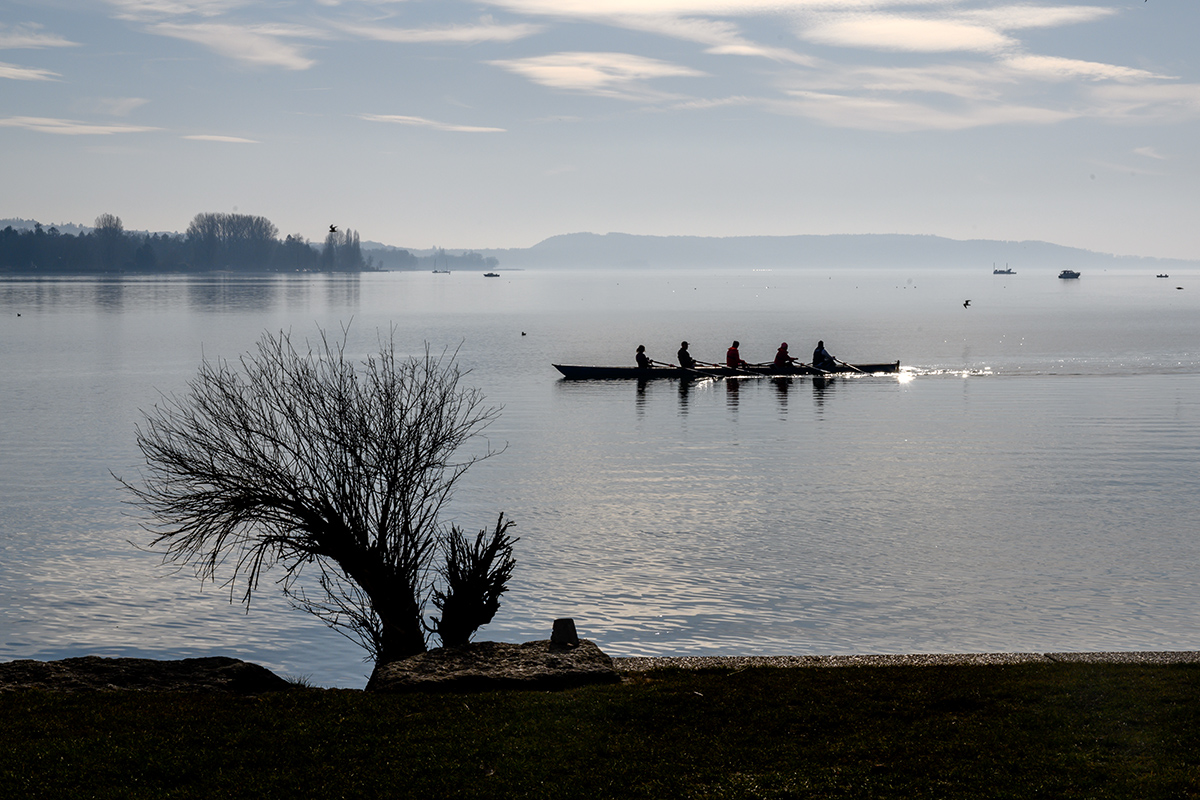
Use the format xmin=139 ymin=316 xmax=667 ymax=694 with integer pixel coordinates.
xmin=0 ymin=656 xmax=292 ymax=694
xmin=367 ymin=639 xmax=620 ymax=692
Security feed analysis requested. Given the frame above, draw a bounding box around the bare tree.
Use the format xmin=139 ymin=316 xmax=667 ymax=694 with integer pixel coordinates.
xmin=118 ymin=327 xmax=517 ymax=666
xmin=185 ymin=212 xmax=280 ymax=270
xmin=93 ymin=213 xmax=126 ymax=271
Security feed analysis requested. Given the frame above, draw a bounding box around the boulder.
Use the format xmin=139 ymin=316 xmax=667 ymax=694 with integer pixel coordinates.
xmin=367 ymin=639 xmax=620 ymax=692
xmin=0 ymin=656 xmax=292 ymax=694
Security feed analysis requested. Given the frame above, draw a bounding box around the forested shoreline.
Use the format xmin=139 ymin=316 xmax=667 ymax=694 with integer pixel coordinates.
xmin=0 ymin=213 xmax=379 ymax=274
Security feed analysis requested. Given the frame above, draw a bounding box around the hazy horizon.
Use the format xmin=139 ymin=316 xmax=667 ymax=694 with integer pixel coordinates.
xmin=4 ymin=215 xmax=1195 ymax=266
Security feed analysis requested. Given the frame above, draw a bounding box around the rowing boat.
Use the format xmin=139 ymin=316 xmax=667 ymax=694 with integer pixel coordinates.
xmin=553 ymin=362 xmax=901 ymax=380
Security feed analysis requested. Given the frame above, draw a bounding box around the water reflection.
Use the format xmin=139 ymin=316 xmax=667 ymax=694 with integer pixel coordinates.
xmin=0 ymin=274 xmax=370 ymax=316
xmin=324 ymin=274 xmax=362 ymax=309
xmin=186 ymin=276 xmax=278 ymax=312
xmin=1 ymin=277 xmax=97 ymax=313
xmin=771 ymin=377 xmax=790 ymax=416
xmin=725 ymin=377 xmax=740 ymax=411
xmin=93 ymin=279 xmax=125 ymax=312
xmin=677 ymin=378 xmax=692 ymax=415
xmin=811 ymin=375 xmax=836 ymax=412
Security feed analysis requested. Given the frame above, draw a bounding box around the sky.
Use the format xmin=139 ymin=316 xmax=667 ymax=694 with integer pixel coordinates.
xmin=1 ymin=1 xmax=1198 ymax=259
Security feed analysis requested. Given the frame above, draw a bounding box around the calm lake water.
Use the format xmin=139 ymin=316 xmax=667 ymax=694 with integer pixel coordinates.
xmin=2 ymin=267 xmax=1199 ymax=687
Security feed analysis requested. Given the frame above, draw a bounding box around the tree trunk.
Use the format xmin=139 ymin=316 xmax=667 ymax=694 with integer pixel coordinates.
xmin=376 ymin=601 xmax=427 ymax=664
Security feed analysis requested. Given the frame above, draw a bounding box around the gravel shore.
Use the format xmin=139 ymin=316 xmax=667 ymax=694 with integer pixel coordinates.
xmin=612 ymin=651 xmax=1200 ymax=672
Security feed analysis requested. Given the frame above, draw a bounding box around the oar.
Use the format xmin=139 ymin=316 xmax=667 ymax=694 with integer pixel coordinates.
xmin=836 ymin=358 xmax=866 ymax=374
xmin=652 ymin=359 xmax=719 ymax=380
xmin=798 ymin=361 xmax=832 ymax=376
xmin=697 ymin=359 xmax=758 ymax=377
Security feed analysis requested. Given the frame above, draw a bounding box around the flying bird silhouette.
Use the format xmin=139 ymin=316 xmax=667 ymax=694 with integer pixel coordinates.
xmin=329 ymin=225 xmax=338 ymax=233
xmin=963 ymin=300 xmax=971 ymax=308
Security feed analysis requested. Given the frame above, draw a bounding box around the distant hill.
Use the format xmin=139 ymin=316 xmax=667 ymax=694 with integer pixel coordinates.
xmin=466 ymin=232 xmax=1197 ymax=270
xmin=1 ymin=218 xmax=95 ymax=237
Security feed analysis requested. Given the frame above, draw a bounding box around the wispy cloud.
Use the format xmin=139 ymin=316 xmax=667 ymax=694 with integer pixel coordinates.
xmin=774 ymin=89 xmax=1072 ymax=132
xmin=339 ymin=17 xmax=543 ymax=44
xmin=484 ymin=1 xmax=932 ymax=15
xmin=491 ymin=51 xmax=705 ymax=100
xmin=183 ymin=133 xmax=260 ymax=142
xmin=796 ymin=63 xmax=1010 ymax=102
xmin=965 ymin=4 xmax=1116 ymax=31
xmin=1134 ymin=146 xmax=1166 ymax=160
xmin=105 ymin=0 xmax=250 ymax=21
xmin=772 ymin=47 xmax=1194 ymax=132
xmin=0 ymin=61 xmax=61 ymax=81
xmin=1087 ymin=83 xmax=1200 ymax=123
xmin=89 ymin=97 xmax=152 ymax=116
xmin=486 ymin=0 xmax=815 ymax=64
xmin=1003 ymin=55 xmax=1168 ymax=83
xmin=0 ymin=116 xmax=160 ymax=135
xmin=147 ymin=22 xmax=322 ymax=69
xmin=670 ymin=95 xmax=756 ymax=111
xmin=0 ymin=23 xmax=79 ymax=49
xmin=800 ymin=14 xmax=1014 ymax=53
xmin=361 ymin=114 xmax=506 ymax=133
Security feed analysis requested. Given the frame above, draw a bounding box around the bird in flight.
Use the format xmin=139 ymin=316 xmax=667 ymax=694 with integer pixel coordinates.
xmin=329 ymin=225 xmax=338 ymax=233
xmin=963 ymin=299 xmax=971 ymax=308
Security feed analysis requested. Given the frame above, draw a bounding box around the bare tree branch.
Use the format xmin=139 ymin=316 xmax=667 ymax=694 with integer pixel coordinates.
xmin=117 ymin=326 xmax=516 ymax=665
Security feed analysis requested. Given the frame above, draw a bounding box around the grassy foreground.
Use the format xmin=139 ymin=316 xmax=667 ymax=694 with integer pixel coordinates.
xmin=3 ymin=663 xmax=1200 ymax=799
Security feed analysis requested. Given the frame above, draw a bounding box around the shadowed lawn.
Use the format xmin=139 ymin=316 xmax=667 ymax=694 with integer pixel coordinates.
xmin=3 ymin=663 xmax=1200 ymax=798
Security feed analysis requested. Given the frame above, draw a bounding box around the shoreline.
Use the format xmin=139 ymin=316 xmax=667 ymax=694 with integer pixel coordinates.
xmin=612 ymin=650 xmax=1200 ymax=672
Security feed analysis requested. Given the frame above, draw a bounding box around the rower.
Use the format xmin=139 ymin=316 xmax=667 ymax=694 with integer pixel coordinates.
xmin=726 ymin=340 xmax=748 ymax=369
xmin=774 ymin=342 xmax=798 ymax=370
xmin=677 ymin=341 xmax=696 ymax=369
xmin=812 ymin=340 xmax=836 ymax=372
xmin=636 ymin=344 xmax=652 ymax=369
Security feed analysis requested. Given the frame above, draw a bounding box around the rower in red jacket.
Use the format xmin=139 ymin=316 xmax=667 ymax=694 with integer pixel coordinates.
xmin=726 ymin=340 xmax=748 ymax=369
xmin=773 ymin=342 xmax=798 ymax=370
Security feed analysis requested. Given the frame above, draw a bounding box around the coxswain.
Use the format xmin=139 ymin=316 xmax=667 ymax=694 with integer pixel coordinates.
xmin=636 ymin=344 xmax=652 ymax=369
xmin=774 ymin=342 xmax=798 ymax=370
xmin=677 ymin=341 xmax=696 ymax=369
xmin=812 ymin=340 xmax=836 ymax=372
xmin=726 ymin=340 xmax=748 ymax=369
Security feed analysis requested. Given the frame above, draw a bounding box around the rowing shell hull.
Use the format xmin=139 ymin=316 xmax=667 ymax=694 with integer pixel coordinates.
xmin=553 ymin=362 xmax=900 ymax=380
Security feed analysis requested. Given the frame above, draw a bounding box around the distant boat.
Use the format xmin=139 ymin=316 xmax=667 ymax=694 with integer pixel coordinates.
xmin=432 ymin=269 xmax=450 ymax=274
xmin=1059 ymin=270 xmax=1081 ymax=279
xmin=1157 ymin=274 xmax=1170 ymax=278
xmin=484 ymin=272 xmax=499 ymax=278
xmin=993 ymin=263 xmax=1015 ymax=275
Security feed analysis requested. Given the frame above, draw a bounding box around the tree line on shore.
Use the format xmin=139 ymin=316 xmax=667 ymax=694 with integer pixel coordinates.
xmin=0 ymin=213 xmax=375 ymax=274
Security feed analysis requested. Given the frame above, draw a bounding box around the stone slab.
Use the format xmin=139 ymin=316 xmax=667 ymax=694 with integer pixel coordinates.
xmin=367 ymin=639 xmax=620 ymax=692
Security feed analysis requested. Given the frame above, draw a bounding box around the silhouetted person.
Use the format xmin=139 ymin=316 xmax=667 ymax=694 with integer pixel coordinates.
xmin=774 ymin=342 xmax=798 ymax=370
xmin=636 ymin=344 xmax=651 ymax=369
xmin=812 ymin=340 xmax=836 ymax=372
xmin=677 ymin=341 xmax=696 ymax=369
xmin=726 ymin=340 xmax=748 ymax=369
